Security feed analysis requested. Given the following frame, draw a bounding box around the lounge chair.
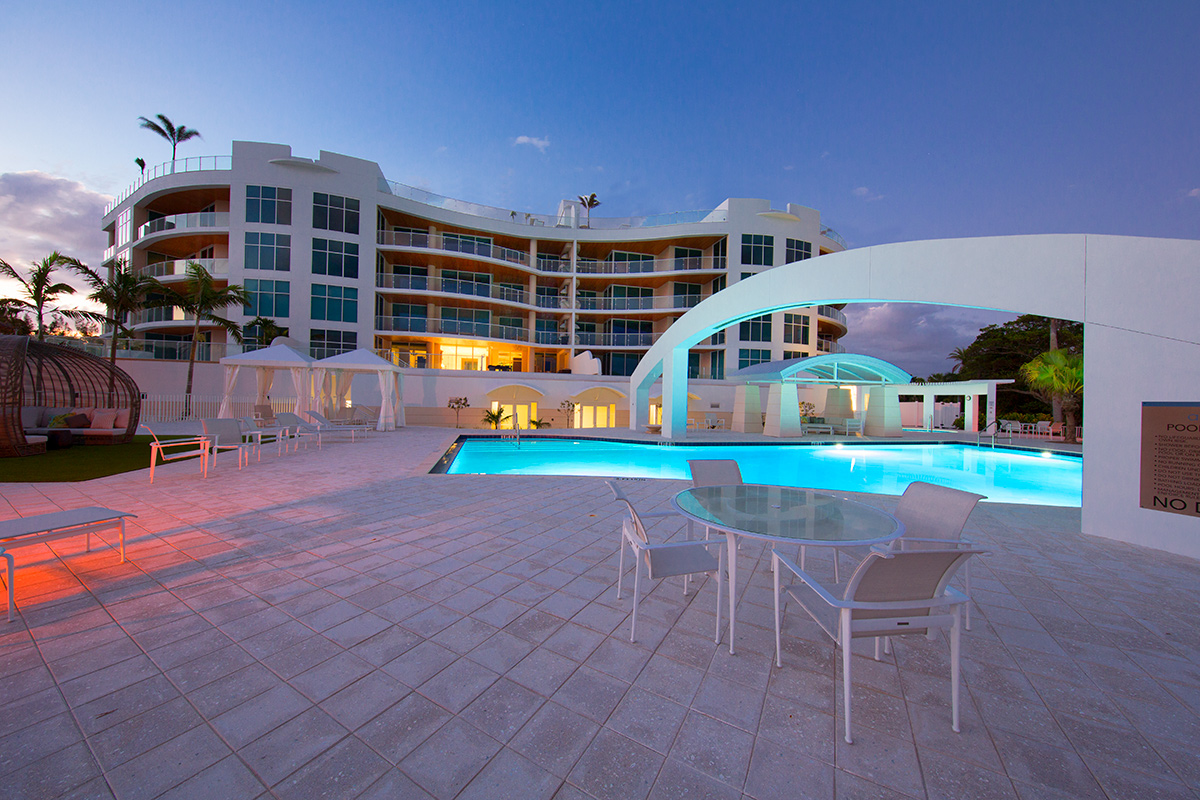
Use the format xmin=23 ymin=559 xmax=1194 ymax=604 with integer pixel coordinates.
xmin=306 ymin=411 xmax=370 ymax=441
xmin=773 ymin=546 xmax=984 ymax=743
xmin=254 ymin=404 xmax=277 ymax=425
xmin=202 ymin=419 xmax=254 ymax=471
xmin=607 ymin=480 xmax=724 ymax=644
xmin=238 ymin=417 xmax=291 ymax=458
xmin=146 ymin=426 xmax=209 ymax=483
xmin=275 ymin=412 xmax=322 ymax=449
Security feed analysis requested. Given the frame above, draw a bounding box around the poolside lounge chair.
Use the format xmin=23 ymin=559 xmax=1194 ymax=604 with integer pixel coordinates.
xmin=773 ymin=546 xmax=984 ymax=743
xmin=146 ymin=426 xmax=209 ymax=483
xmin=607 ymin=480 xmax=724 ymax=644
xmin=238 ymin=417 xmax=291 ymax=458
xmin=275 ymin=412 xmax=322 ymax=449
xmin=254 ymin=404 xmax=277 ymax=425
xmin=306 ymin=411 xmax=370 ymax=441
xmin=202 ymin=419 xmax=254 ymax=471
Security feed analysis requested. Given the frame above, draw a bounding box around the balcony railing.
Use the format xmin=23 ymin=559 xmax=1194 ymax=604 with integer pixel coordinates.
xmin=816 ymin=305 xmax=847 ymax=325
xmin=574 ymin=256 xmax=713 ymax=275
xmin=535 ymin=330 xmax=570 ymax=345
xmin=820 ymin=226 xmax=847 ymax=249
xmin=817 ymin=338 xmax=846 ymax=354
xmin=376 ymin=273 xmax=530 ymax=305
xmin=137 ymin=212 xmax=229 ymax=240
xmin=105 ymin=155 xmax=234 ymax=215
xmin=536 ymin=294 xmax=570 ymax=309
xmin=139 ymin=258 xmax=229 ymax=279
xmin=377 ymin=230 xmax=531 ymax=267
xmin=575 ymin=294 xmax=703 ymax=311
xmin=375 ymin=316 xmax=529 ymax=342
xmin=574 ymin=331 xmax=659 ymax=347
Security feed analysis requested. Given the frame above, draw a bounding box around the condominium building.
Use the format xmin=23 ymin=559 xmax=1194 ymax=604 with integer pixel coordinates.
xmin=101 ymin=141 xmax=847 ymax=383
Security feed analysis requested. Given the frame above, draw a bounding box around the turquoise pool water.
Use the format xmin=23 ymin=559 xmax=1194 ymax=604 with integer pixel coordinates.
xmin=443 ymin=439 xmax=1082 ymax=507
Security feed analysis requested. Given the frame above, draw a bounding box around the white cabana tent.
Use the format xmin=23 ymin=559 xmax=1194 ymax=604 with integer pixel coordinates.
xmin=313 ymin=349 xmax=404 ymax=431
xmin=217 ymin=343 xmax=316 ymax=419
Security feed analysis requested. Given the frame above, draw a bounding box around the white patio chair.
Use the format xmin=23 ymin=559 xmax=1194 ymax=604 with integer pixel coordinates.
xmin=253 ymin=404 xmax=277 ymax=425
xmin=238 ymin=417 xmax=289 ymax=458
xmin=146 ymin=426 xmax=209 ymax=483
xmin=607 ymin=480 xmax=724 ymax=644
xmin=275 ymin=412 xmax=322 ymax=449
xmin=773 ymin=546 xmax=984 ymax=743
xmin=687 ymin=459 xmax=743 ymax=541
xmin=887 ymin=481 xmax=985 ymax=629
xmin=201 ymin=419 xmax=253 ymax=471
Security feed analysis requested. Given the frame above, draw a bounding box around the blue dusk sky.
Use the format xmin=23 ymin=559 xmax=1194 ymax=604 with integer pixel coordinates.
xmin=1 ymin=1 xmax=1197 ymax=376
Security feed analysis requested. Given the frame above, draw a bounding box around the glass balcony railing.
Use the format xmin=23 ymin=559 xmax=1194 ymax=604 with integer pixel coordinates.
xmin=105 ymin=155 xmax=233 ymax=215
xmin=573 ymin=331 xmax=659 ymax=347
xmin=374 ymin=316 xmax=529 ymax=342
xmin=573 ymin=256 xmax=715 ymax=275
xmin=137 ymin=212 xmax=229 ymax=239
xmin=377 ymin=230 xmax=531 ymax=267
xmin=820 ymin=226 xmax=848 ymax=249
xmin=817 ymin=338 xmax=846 ymax=354
xmin=816 ymin=305 xmax=847 ymax=325
xmin=139 ymin=258 xmax=229 ymax=279
xmin=575 ymin=294 xmax=703 ymax=311
xmin=376 ymin=273 xmax=530 ymax=305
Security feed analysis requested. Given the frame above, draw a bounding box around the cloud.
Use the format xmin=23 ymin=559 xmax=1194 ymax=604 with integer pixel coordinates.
xmin=1186 ymin=188 xmax=1200 ymax=199
xmin=838 ymin=302 xmax=1018 ymax=378
xmin=0 ymin=171 xmax=111 ymax=309
xmin=852 ymin=186 xmax=884 ymax=202
xmin=513 ymin=135 xmax=550 ymax=153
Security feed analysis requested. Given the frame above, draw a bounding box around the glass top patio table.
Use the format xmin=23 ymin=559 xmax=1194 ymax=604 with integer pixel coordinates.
xmin=672 ymin=485 xmax=904 ymax=547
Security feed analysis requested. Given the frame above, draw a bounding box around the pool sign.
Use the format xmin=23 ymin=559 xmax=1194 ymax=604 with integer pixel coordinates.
xmin=1141 ymin=403 xmax=1200 ymax=517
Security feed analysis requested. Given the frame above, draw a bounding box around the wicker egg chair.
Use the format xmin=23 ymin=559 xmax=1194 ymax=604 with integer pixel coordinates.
xmin=0 ymin=335 xmax=142 ymax=457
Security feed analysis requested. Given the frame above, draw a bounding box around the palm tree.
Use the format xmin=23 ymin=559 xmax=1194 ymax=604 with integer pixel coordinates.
xmin=135 ymin=157 xmax=146 ymax=178
xmin=1020 ymin=350 xmax=1083 ymax=444
xmin=577 ymin=193 xmax=601 ymax=228
xmin=0 ymin=252 xmax=105 ymax=340
xmin=947 ymin=346 xmax=969 ymax=374
xmin=243 ymin=316 xmax=288 ymax=349
xmin=482 ymin=408 xmax=511 ymax=429
xmin=76 ymin=258 xmax=162 ymax=400
xmin=138 ymin=114 xmax=202 ymax=163
xmin=0 ymin=298 xmax=32 ymax=335
xmin=156 ymin=262 xmax=250 ymax=416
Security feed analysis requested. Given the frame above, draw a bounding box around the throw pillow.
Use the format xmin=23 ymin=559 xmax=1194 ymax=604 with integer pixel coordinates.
xmin=92 ymin=410 xmax=119 ymax=429
xmin=21 ymin=407 xmax=40 ymax=428
xmin=114 ymin=408 xmax=131 ymax=429
xmin=63 ymin=413 xmax=91 ymax=428
xmin=48 ymin=413 xmax=72 ymax=428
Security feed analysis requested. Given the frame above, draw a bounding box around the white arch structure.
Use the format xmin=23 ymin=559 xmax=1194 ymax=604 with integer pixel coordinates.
xmin=630 ymin=234 xmax=1200 ymax=558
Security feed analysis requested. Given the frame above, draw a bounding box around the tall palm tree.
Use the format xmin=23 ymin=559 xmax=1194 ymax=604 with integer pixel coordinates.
xmin=1020 ymin=350 xmax=1083 ymax=444
xmin=577 ymin=193 xmax=601 ymax=228
xmin=0 ymin=252 xmax=104 ymax=340
xmin=156 ymin=262 xmax=250 ymax=416
xmin=138 ymin=114 xmax=202 ymax=163
xmin=76 ymin=258 xmax=163 ymax=400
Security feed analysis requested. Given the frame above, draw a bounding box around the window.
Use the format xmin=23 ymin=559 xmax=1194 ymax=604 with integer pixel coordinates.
xmin=310 ymin=329 xmax=356 ymax=358
xmin=608 ymin=352 xmax=641 ymax=376
xmin=246 ymin=186 xmax=292 ymax=225
xmin=688 ymin=352 xmax=701 ymax=379
xmin=741 ymin=234 xmax=774 ymax=266
xmin=786 ymin=238 xmax=812 ymax=262
xmin=387 ymin=303 xmax=427 ymax=332
xmin=740 ymin=272 xmax=756 ymax=281
xmin=606 ymin=319 xmax=652 ymax=346
xmin=443 ymin=233 xmax=492 ymax=257
xmin=390 ymin=226 xmax=429 ymax=247
xmin=442 ymin=307 xmax=489 ymax=336
xmin=711 ymin=350 xmax=725 ymax=380
xmin=740 ymin=313 xmax=772 ymax=342
xmin=312 ymin=239 xmax=359 ymax=278
xmin=442 ymin=270 xmax=491 ymax=297
xmin=739 ymin=348 xmax=771 ymax=370
xmin=712 ymin=236 xmax=727 ymax=269
xmin=313 ymin=193 xmax=360 ymax=234
xmin=783 ymin=350 xmax=808 ymax=360
xmin=712 ymin=274 xmax=726 ymax=293
xmin=245 ymin=232 xmax=291 ymax=271
xmin=784 ymin=313 xmax=810 ymax=345
xmin=710 ymin=328 xmax=726 ymax=345
xmin=608 ymin=251 xmax=655 ymax=273
xmin=243 ymin=279 xmax=290 ymax=318
xmin=604 ymin=285 xmax=652 ymax=310
xmin=673 ymin=282 xmax=701 ymax=308
xmin=577 ymin=289 xmax=598 ymax=310
xmin=674 ymin=247 xmax=701 ymax=270
xmin=310 ymin=284 xmax=358 ymax=323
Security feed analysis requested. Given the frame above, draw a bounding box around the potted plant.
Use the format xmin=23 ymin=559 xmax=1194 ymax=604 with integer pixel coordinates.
xmin=483 ymin=408 xmax=511 ymax=429
xmin=447 ymin=397 xmax=469 ymax=428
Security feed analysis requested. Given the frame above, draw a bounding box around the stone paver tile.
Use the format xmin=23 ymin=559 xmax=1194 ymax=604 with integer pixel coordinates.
xmin=432 ymin=616 xmax=500 ymax=655
xmin=833 ymin=723 xmax=932 ymax=799
xmin=0 ymin=711 xmax=83 ymax=778
xmin=323 ymin=611 xmax=393 ymax=649
xmin=72 ymin=674 xmax=179 ymax=736
xmin=552 ymin=665 xmax=628 ymax=724
xmin=418 ymin=658 xmax=500 ymax=713
xmin=465 ymin=630 xmax=535 ymax=674
xmin=320 ymin=670 xmax=410 ymax=731
xmin=350 ymin=625 xmax=422 ymax=667
xmin=648 ymin=758 xmax=742 ymax=800
xmin=357 ymin=692 xmax=451 ymax=764
xmin=211 ymin=682 xmax=312 ymax=749
xmin=511 ymin=702 xmax=600 ymax=778
xmin=457 ymin=746 xmax=562 ymax=800
xmin=166 ymin=643 xmax=256 ymax=693
xmin=106 ymin=724 xmax=232 ymax=800
xmin=87 ymin=696 xmax=203 ymax=771
xmin=290 ymin=650 xmax=375 ymax=703
xmin=357 ymin=767 xmax=437 ymax=800
xmin=585 ymin=635 xmax=652 ymax=683
xmin=238 ymin=706 xmax=348 ymax=787
xmin=400 ymin=717 xmax=501 ymax=799
xmin=691 ymin=672 xmax=765 ymax=732
xmin=634 ymin=653 xmax=706 ymax=706
xmin=990 ymin=730 xmax=1107 ymax=799
xmin=59 ymin=654 xmax=161 ymax=707
xmin=605 ymin=686 xmax=688 ymax=754
xmin=0 ymin=685 xmax=70 ymax=739
xmin=381 ymin=640 xmax=458 ymax=688
xmin=186 ymin=663 xmax=280 ymax=719
xmin=273 ymin=735 xmax=391 ymax=800
xmin=262 ymin=635 xmax=343 ymax=681
xmin=919 ymin=749 xmax=1019 ymax=800
xmin=5 ymin=741 xmax=103 ymax=800
xmin=506 ymin=647 xmax=579 ymax=695
xmin=155 ymin=754 xmax=268 ymax=800
xmin=669 ymin=710 xmax=753 ymax=789
xmin=460 ymin=678 xmax=546 ymax=742
xmin=568 ymin=728 xmax=662 ymax=800
xmin=833 ymin=767 xmax=923 ymax=800
xmin=506 ymin=609 xmax=565 ymax=644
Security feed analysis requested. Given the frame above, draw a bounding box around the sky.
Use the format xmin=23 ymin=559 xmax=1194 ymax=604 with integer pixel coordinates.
xmin=1 ymin=1 xmax=1197 ymax=376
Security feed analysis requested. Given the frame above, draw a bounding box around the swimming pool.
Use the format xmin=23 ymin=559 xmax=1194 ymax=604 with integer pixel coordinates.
xmin=440 ymin=439 xmax=1082 ymax=507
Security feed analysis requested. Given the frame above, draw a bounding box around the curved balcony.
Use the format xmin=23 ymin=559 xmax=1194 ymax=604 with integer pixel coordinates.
xmin=378 ymin=230 xmax=531 ymax=268
xmin=816 ymin=305 xmax=847 ymax=326
xmin=137 ymin=212 xmax=229 ymax=241
xmin=575 ymin=295 xmax=703 ymax=312
xmin=574 ymin=256 xmax=717 ymax=275
xmin=376 ymin=273 xmax=530 ymax=306
xmin=820 ymin=226 xmax=847 ymax=249
xmin=140 ymin=258 xmax=228 ymax=280
xmin=105 ymin=155 xmax=233 ymax=215
xmin=574 ymin=331 xmax=660 ymax=348
xmin=375 ymin=316 xmax=529 ymax=342
xmin=816 ymin=338 xmax=846 ymax=354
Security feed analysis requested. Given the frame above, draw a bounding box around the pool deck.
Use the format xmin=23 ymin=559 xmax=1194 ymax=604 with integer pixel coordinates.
xmin=1 ymin=426 xmax=1193 ymax=800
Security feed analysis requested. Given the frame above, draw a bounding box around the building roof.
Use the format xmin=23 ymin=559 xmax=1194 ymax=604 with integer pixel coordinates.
xmin=729 ymin=353 xmax=913 ymax=385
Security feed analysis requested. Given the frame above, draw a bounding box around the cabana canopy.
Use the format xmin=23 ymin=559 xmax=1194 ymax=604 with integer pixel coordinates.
xmin=730 ymin=354 xmax=913 ymax=385
xmin=217 ymin=343 xmax=315 ymax=418
xmin=312 ymin=349 xmax=404 ymax=431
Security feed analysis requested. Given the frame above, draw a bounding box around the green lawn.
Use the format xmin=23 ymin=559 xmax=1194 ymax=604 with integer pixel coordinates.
xmin=0 ymin=435 xmax=196 ymax=482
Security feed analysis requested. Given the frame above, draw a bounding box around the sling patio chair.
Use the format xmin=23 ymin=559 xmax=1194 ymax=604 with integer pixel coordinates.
xmin=201 ymin=419 xmax=254 ymax=472
xmin=238 ymin=417 xmax=292 ymax=459
xmin=773 ymin=546 xmax=984 ymax=744
xmin=687 ymin=459 xmax=743 ymax=541
xmin=145 ymin=426 xmax=209 ymax=483
xmin=607 ymin=480 xmax=725 ymax=644
xmin=275 ymin=412 xmax=322 ymax=449
xmin=306 ymin=411 xmax=370 ymax=441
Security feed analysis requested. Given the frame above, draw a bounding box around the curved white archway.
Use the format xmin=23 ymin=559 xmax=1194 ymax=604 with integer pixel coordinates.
xmin=630 ymin=234 xmax=1200 ymax=558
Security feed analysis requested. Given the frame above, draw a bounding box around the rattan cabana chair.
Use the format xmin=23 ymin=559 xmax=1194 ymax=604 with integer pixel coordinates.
xmin=0 ymin=335 xmax=141 ymax=457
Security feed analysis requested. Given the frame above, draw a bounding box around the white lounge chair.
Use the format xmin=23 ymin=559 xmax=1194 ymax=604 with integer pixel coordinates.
xmin=306 ymin=411 xmax=370 ymax=441
xmin=238 ymin=417 xmax=291 ymax=458
xmin=773 ymin=546 xmax=984 ymax=743
xmin=275 ymin=412 xmax=322 ymax=449
xmin=146 ymin=427 xmax=209 ymax=483
xmin=607 ymin=480 xmax=724 ymax=644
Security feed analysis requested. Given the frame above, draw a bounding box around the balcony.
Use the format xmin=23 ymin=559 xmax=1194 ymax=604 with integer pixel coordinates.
xmin=573 ymin=256 xmax=715 ymax=275
xmin=816 ymin=305 xmax=847 ymax=326
xmin=375 ymin=316 xmax=529 ymax=342
xmin=105 ymin=155 xmax=233 ymax=215
xmin=574 ymin=331 xmax=659 ymax=348
xmin=575 ymin=295 xmax=703 ymax=311
xmin=140 ymin=258 xmax=229 ymax=279
xmin=376 ymin=273 xmax=529 ymax=305
xmin=377 ymin=230 xmax=531 ymax=267
xmin=131 ymin=307 xmax=195 ymax=326
xmin=137 ymin=212 xmax=229 ymax=240
xmin=817 ymin=338 xmax=846 ymax=354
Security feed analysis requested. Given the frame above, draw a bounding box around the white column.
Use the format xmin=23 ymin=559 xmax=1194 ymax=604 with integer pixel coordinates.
xmin=732 ymin=384 xmax=763 ymax=433
xmin=922 ymin=390 xmax=935 ymax=430
xmin=764 ymin=383 xmax=803 ymax=437
xmin=965 ymin=393 xmax=979 ymax=432
xmin=985 ymin=383 xmax=997 ymax=430
xmin=864 ymin=386 xmax=903 ymax=437
xmin=661 ymin=346 xmax=690 ymax=440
